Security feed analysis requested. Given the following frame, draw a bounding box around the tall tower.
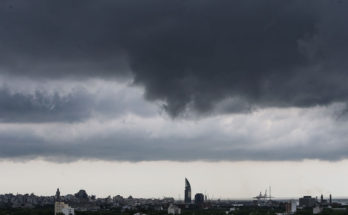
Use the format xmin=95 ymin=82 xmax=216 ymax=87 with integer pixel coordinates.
xmin=184 ymin=178 xmax=191 ymax=204
xmin=329 ymin=194 xmax=332 ymax=205
xmin=320 ymin=194 xmax=323 ymax=203
xmin=55 ymin=188 xmax=60 ymax=201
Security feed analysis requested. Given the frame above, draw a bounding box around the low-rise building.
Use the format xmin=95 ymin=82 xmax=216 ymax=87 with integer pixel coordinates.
xmin=313 ymin=206 xmax=322 ymax=214
xmin=285 ymin=200 xmax=297 ymax=214
xmin=55 ymin=201 xmax=75 ymax=215
xmin=168 ymin=204 xmax=181 ymax=215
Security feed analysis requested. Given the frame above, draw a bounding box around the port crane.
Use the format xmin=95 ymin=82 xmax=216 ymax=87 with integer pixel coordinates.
xmin=253 ymin=187 xmax=273 ymax=201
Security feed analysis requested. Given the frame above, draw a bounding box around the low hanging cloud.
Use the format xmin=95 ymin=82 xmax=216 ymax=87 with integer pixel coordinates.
xmin=0 ymin=82 xmax=157 ymax=123
xmin=0 ymin=88 xmax=92 ymax=122
xmin=0 ymin=0 xmax=348 ymax=116
xmin=0 ymin=104 xmax=348 ymax=162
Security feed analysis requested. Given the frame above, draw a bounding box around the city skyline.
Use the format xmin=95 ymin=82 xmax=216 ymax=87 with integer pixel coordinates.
xmin=1 ymin=160 xmax=347 ymax=199
xmin=0 ymin=177 xmax=340 ymax=201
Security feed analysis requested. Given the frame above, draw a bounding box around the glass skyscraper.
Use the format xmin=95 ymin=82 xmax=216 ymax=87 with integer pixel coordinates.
xmin=184 ymin=178 xmax=191 ymax=204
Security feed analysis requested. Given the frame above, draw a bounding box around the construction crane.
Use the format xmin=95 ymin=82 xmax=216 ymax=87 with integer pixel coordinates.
xmin=253 ymin=186 xmax=273 ymax=201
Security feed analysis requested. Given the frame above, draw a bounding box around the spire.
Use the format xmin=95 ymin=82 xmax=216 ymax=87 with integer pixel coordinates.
xmin=55 ymin=188 xmax=60 ymax=201
xmin=329 ymin=194 xmax=332 ymax=205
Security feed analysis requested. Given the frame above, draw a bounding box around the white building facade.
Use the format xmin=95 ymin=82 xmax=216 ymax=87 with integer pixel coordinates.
xmin=55 ymin=201 xmax=75 ymax=215
xmin=168 ymin=204 xmax=181 ymax=215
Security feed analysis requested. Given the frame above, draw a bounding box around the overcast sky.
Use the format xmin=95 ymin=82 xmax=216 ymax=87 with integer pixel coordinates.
xmin=1 ymin=0 xmax=348 ymax=198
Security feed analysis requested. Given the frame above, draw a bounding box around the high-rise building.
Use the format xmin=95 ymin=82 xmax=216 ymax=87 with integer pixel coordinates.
xmin=184 ymin=178 xmax=191 ymax=204
xmin=329 ymin=194 xmax=332 ymax=205
xmin=54 ymin=188 xmax=75 ymax=215
xmin=299 ymin=196 xmax=316 ymax=208
xmin=56 ymin=188 xmax=60 ymax=201
xmin=194 ymin=193 xmax=204 ymax=206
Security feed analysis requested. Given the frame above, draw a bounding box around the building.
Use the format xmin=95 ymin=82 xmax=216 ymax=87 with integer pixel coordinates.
xmin=74 ymin=190 xmax=88 ymax=200
xmin=184 ymin=178 xmax=191 ymax=204
xmin=168 ymin=204 xmax=181 ymax=215
xmin=299 ymin=196 xmax=316 ymax=208
xmin=313 ymin=206 xmax=322 ymax=214
xmin=61 ymin=206 xmax=75 ymax=215
xmin=56 ymin=188 xmax=60 ymax=201
xmin=319 ymin=194 xmax=329 ymax=206
xmin=329 ymin=194 xmax=332 ymax=205
xmin=285 ymin=200 xmax=297 ymax=214
xmin=194 ymin=193 xmax=204 ymax=206
xmin=55 ymin=202 xmax=75 ymax=215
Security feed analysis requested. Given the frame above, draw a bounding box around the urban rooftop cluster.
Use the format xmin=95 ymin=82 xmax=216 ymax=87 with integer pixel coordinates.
xmin=0 ymin=178 xmax=346 ymax=215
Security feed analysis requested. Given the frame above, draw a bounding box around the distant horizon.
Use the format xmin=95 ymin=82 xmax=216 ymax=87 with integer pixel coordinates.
xmin=1 ymin=159 xmax=348 ymax=200
xmin=2 ymin=191 xmax=348 ymax=202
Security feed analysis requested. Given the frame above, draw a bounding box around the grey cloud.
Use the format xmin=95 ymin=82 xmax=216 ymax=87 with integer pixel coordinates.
xmin=0 ymin=85 xmax=156 ymax=122
xmin=0 ymin=88 xmax=92 ymax=122
xmin=0 ymin=102 xmax=346 ymax=162
xmin=125 ymin=1 xmax=348 ymax=116
xmin=1 ymin=1 xmax=348 ymax=116
xmin=1 ymin=117 xmax=348 ymax=162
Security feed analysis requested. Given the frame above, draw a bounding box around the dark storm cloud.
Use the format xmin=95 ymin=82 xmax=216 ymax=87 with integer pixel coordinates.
xmin=0 ymin=86 xmax=156 ymax=122
xmin=0 ymin=88 xmax=92 ymax=122
xmin=1 ymin=0 xmax=348 ymax=117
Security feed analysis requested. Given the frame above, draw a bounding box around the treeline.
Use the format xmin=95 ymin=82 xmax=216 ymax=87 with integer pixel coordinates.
xmin=0 ymin=208 xmax=53 ymax=215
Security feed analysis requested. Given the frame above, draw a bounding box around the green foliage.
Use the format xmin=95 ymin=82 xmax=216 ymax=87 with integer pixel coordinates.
xmin=0 ymin=208 xmax=53 ymax=215
xmin=295 ymin=208 xmax=313 ymax=215
xmin=231 ymin=207 xmax=277 ymax=215
xmin=320 ymin=208 xmax=348 ymax=215
xmin=181 ymin=208 xmax=227 ymax=215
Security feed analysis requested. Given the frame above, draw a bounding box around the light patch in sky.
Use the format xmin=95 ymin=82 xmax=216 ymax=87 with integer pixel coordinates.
xmin=0 ymin=160 xmax=346 ymax=199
